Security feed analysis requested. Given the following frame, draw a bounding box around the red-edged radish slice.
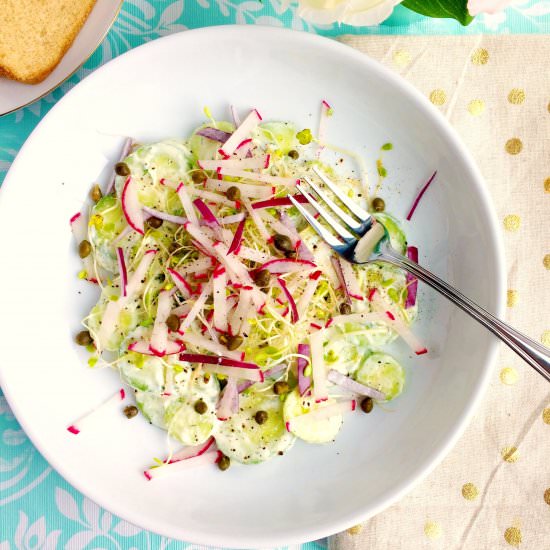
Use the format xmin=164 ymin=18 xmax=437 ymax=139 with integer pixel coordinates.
xmin=105 ymin=137 xmax=133 ymax=195
xmin=142 ymin=206 xmax=187 ymax=225
xmin=67 ymin=389 xmax=125 ymax=435
xmin=405 ymin=246 xmax=418 ymax=308
xmin=173 ymin=256 xmax=215 ymax=275
xmin=116 ymin=247 xmax=128 ymax=297
xmin=144 ymin=450 xmax=221 ymax=480
xmin=149 ymin=291 xmax=172 ymax=356
xmin=277 ymin=278 xmax=298 ymax=323
xmin=177 ymin=183 xmax=199 ymax=227
xmin=259 ymin=258 xmax=316 ymax=274
xmin=251 ymin=196 xmax=308 ymax=209
xmin=218 ymin=167 xmax=297 ymax=188
xmin=219 ymin=213 xmax=246 ymax=225
xmin=189 ymin=188 xmax=236 ymax=208
xmin=185 ymin=222 xmax=215 ymax=251
xmin=233 ymin=246 xmax=272 ymax=264
xmin=310 ymin=330 xmax=329 ymax=403
xmin=296 ymin=277 xmax=319 ymax=319
xmin=218 ymin=109 xmax=262 ymax=157
xmin=167 ymin=436 xmax=216 ymax=463
xmin=121 ymin=177 xmax=144 ymax=235
xmin=70 ymin=212 xmax=97 ymax=282
xmin=216 ymin=377 xmax=238 ymax=420
xmin=317 ymin=100 xmax=332 ymax=154
xmin=336 ymin=258 xmax=363 ymax=301
xmin=286 ymin=399 xmax=355 ymax=431
xmin=202 ymin=364 xmax=264 ymax=382
xmin=241 ymin=196 xmax=271 ymax=241
xmin=128 ymin=340 xmax=183 ymax=357
xmin=297 ymin=343 xmax=311 ymax=396
xmin=212 ymin=267 xmax=228 ymax=333
xmin=229 ymin=288 xmax=252 ymax=336
xmin=198 ymin=156 xmax=269 ymax=171
xmin=327 ymin=369 xmax=386 ymax=400
xmin=181 ymin=332 xmax=241 ymax=360
xmin=167 ymin=268 xmax=193 ymax=299
xmin=126 ymin=250 xmax=158 ymax=296
xmin=205 ymin=178 xmax=272 ymax=199
xmin=227 ymin=216 xmax=246 ymax=256
xmin=178 ymin=282 xmax=212 ymax=334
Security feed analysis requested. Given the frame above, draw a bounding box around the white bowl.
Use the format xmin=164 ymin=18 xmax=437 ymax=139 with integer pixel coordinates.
xmin=0 ymin=27 xmax=505 ymax=548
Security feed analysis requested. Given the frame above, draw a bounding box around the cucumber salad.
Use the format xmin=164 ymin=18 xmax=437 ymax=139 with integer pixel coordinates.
xmin=69 ymin=104 xmax=427 ymax=478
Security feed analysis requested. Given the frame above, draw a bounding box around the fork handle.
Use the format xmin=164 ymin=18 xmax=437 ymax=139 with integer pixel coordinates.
xmin=379 ymin=249 xmax=550 ymax=382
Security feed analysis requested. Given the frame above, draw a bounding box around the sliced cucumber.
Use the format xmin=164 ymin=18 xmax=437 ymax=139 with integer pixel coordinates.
xmin=354 ymin=352 xmax=405 ymax=401
xmin=215 ymin=392 xmax=295 ymax=464
xmin=283 ymin=389 xmax=342 ymax=444
xmin=119 ymin=352 xmax=165 ymax=393
xmin=252 ymin=122 xmax=297 ymax=154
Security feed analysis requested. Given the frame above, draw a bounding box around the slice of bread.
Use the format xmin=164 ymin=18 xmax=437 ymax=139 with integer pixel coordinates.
xmin=0 ymin=0 xmax=97 ymax=84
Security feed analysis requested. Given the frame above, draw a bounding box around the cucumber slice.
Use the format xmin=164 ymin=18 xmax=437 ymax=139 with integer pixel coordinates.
xmin=215 ymin=392 xmax=295 ymax=464
xmin=119 ymin=352 xmax=165 ymax=393
xmin=354 ymin=352 xmax=405 ymax=401
xmin=283 ymin=389 xmax=342 ymax=444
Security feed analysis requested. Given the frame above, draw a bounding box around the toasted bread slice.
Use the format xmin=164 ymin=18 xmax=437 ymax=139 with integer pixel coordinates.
xmin=0 ymin=0 xmax=97 ymax=84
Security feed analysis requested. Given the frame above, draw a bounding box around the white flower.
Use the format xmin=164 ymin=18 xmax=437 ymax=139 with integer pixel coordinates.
xmin=295 ymin=0 xmax=402 ymax=26
xmin=467 ymin=0 xmax=513 ymax=15
xmin=13 ymin=512 xmax=61 ymax=550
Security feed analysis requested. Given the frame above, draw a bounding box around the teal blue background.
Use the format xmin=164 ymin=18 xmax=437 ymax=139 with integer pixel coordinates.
xmin=1 ymin=1 xmax=549 ymax=548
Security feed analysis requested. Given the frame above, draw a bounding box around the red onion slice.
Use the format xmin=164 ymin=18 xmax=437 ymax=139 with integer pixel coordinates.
xmin=405 ymin=246 xmax=419 ymax=309
xmin=406 ymin=171 xmax=437 ymax=221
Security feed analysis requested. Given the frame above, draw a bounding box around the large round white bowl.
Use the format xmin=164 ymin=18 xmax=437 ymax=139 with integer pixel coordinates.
xmin=0 ymin=26 xmax=505 ymax=548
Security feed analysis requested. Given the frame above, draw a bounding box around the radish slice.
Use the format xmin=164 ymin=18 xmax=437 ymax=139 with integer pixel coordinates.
xmin=150 ymin=291 xmax=172 ymax=356
xmin=177 ymin=183 xmax=199 ymax=227
xmin=296 ymin=277 xmax=319 ymax=318
xmin=406 ymin=171 xmax=437 ymax=221
xmin=105 ymin=137 xmax=133 ymax=195
xmin=279 ymin=212 xmax=315 ymax=262
xmin=116 ymin=248 xmax=128 ymax=297
xmin=168 ymin=436 xmax=215 ymax=463
xmin=67 ymin=389 xmax=125 ymax=435
xmin=205 ymin=178 xmax=272 ymax=199
xmin=287 ymin=399 xmax=355 ymax=431
xmin=198 ymin=156 xmax=269 ymax=171
xmin=217 ymin=377 xmax=238 ymax=420
xmin=230 ymin=105 xmax=241 ymax=127
xmin=171 ymin=303 xmax=191 ymax=317
xmin=144 ymin=450 xmax=221 ymax=480
xmin=310 ymin=330 xmax=328 ymax=403
xmin=241 ymin=196 xmax=271 ymax=241
xmin=219 ymin=167 xmax=297 ymax=188
xmin=260 ymin=258 xmax=316 ymax=274
xmin=405 ymin=246 xmax=418 ymax=309
xmin=219 ymin=213 xmax=246 ymax=225
xmin=277 ymin=278 xmax=298 ymax=322
xmin=167 ymin=268 xmax=193 ymax=299
xmin=327 ymin=369 xmax=386 ymax=400
xmin=330 ymin=311 xmax=386 ymax=327
xmin=212 ymin=267 xmax=228 ymax=332
xmin=234 ymin=138 xmax=254 ymax=159
xmin=233 ymin=246 xmax=272 ymax=264
xmin=181 ymin=332 xmax=241 ymax=360
xmin=196 ymin=127 xmax=232 ymax=142
xmin=128 ymin=340 xmax=183 ymax=356
xmin=297 ymin=343 xmax=311 ymax=396
xmin=121 ymin=177 xmax=144 ymax=235
xmin=178 ymin=282 xmax=212 ymax=333
xmin=142 ymin=206 xmax=187 ymax=225
xmin=126 ymin=250 xmax=158 ymax=296
xmin=251 ymin=196 xmax=308 ymax=209
xmin=336 ymin=258 xmax=363 ymax=301
xmin=229 ymin=288 xmax=252 ymax=335
xmin=193 ymin=198 xmax=220 ymax=227
xmin=202 ymin=364 xmax=264 ymax=382
xmin=173 ymin=256 xmax=214 ymax=275
xmin=185 ymin=222 xmax=215 ymax=251
xmin=317 ymin=100 xmax=331 ymax=147
xmin=219 ymin=109 xmax=262 ymax=157
xmin=227 ymin=216 xmax=246 ymax=255
xmin=189 ymin=188 xmax=236 ymax=208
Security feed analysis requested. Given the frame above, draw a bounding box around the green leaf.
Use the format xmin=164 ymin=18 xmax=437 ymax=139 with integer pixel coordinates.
xmin=401 ymin=0 xmax=474 ymax=26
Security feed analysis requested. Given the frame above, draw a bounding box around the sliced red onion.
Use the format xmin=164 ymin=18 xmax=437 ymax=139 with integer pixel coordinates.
xmin=297 ymin=343 xmax=311 ymax=396
xmin=277 ymin=278 xmax=298 ymax=322
xmin=180 ymin=353 xmax=259 ymax=370
xmin=327 ymin=369 xmax=385 ymax=400
xmin=219 ymin=109 xmax=261 ymax=157
xmin=251 ymin=195 xmax=308 ymax=209
xmin=67 ymin=388 xmax=125 ymax=435
xmin=116 ymin=248 xmax=128 ymax=297
xmin=105 ymin=137 xmax=133 ymax=195
xmin=260 ymin=258 xmax=316 ymax=274
xmin=406 ymin=171 xmax=437 ymax=221
xmin=216 ymin=377 xmax=238 ymax=420
xmin=168 ymin=436 xmax=215 ymax=463
xmin=193 ymin=198 xmax=220 ymax=227
xmin=121 ymin=177 xmax=144 ymax=235
xmin=227 ymin=216 xmax=246 ymax=255
xmin=405 ymin=246 xmax=419 ymax=309
xmin=142 ymin=206 xmax=187 ymax=225
xmin=144 ymin=450 xmax=221 ymax=480
xmin=196 ymin=127 xmax=232 ymax=143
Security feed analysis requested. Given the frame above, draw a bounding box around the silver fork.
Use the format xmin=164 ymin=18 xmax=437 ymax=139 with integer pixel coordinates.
xmin=289 ymin=166 xmax=550 ymax=382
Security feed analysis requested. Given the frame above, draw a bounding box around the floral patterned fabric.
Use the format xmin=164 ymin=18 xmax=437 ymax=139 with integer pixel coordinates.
xmin=0 ymin=1 xmax=549 ymax=548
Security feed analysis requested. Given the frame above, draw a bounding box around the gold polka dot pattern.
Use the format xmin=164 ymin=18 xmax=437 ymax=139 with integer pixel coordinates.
xmin=505 ymin=138 xmax=523 ymax=155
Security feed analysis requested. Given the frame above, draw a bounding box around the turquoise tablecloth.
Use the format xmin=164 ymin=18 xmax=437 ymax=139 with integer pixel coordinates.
xmin=1 ymin=2 xmax=549 ymax=548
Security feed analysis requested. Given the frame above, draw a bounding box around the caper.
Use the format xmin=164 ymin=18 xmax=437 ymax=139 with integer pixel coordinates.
xmin=254 ymin=269 xmax=271 ymax=288
xmin=147 ymin=217 xmax=163 ymax=229
xmin=360 ymin=397 xmax=374 ymax=414
xmin=218 ymin=334 xmax=229 ymax=346
xmin=75 ymin=330 xmax=93 ymax=346
xmin=123 ymin=405 xmax=138 ymax=419
xmin=372 ymin=197 xmax=385 ymax=212
xmin=169 ymin=242 xmax=180 ymax=254
xmin=226 ymin=186 xmax=241 ymax=201
xmin=273 ymin=381 xmax=290 ymax=395
xmin=227 ymin=335 xmax=243 ymax=351
xmin=115 ymin=162 xmax=130 ymax=176
xmin=78 ymin=240 xmax=92 ymax=259
xmin=166 ymin=314 xmax=180 ymax=332
xmin=339 ymin=302 xmax=352 ymax=315
xmin=284 ymin=250 xmax=296 ymax=259
xmin=288 ymin=150 xmax=299 ymax=160
xmin=273 ymin=234 xmax=293 ymax=253
xmin=217 ymin=454 xmax=231 ymax=471
xmin=191 ymin=171 xmax=207 ymax=184
xmin=254 ymin=410 xmax=268 ymax=425
xmin=194 ymin=400 xmax=208 ymax=414
xmin=90 ymin=184 xmax=102 ymax=203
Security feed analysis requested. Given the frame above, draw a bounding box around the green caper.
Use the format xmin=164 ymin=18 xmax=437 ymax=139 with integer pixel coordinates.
xmin=284 ymin=250 xmax=296 ymax=259
xmin=194 ymin=400 xmax=208 ymax=414
xmin=273 ymin=234 xmax=293 ymax=253
xmin=339 ymin=302 xmax=352 ymax=315
xmin=254 ymin=410 xmax=268 ymax=425
xmin=123 ymin=405 xmax=138 ymax=419
xmin=360 ymin=397 xmax=374 ymax=414
xmin=296 ymin=129 xmax=312 ymax=145
xmin=191 ymin=171 xmax=207 ymax=184
xmin=217 ymin=454 xmax=231 ymax=471
xmin=218 ymin=334 xmax=229 ymax=346
xmin=75 ymin=330 xmax=93 ymax=346
xmin=90 ymin=184 xmax=102 ymax=203
xmin=254 ymin=269 xmax=271 ymax=288
xmin=288 ymin=150 xmax=299 ymax=160
xmin=273 ymin=381 xmax=290 ymax=395
xmin=166 ymin=314 xmax=180 ymax=332
xmin=147 ymin=217 xmax=163 ymax=229
xmin=78 ymin=240 xmax=92 ymax=259
xmin=372 ymin=197 xmax=385 ymax=212
xmin=226 ymin=186 xmax=241 ymax=201
xmin=227 ymin=335 xmax=243 ymax=351
xmin=115 ymin=162 xmax=130 ymax=176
